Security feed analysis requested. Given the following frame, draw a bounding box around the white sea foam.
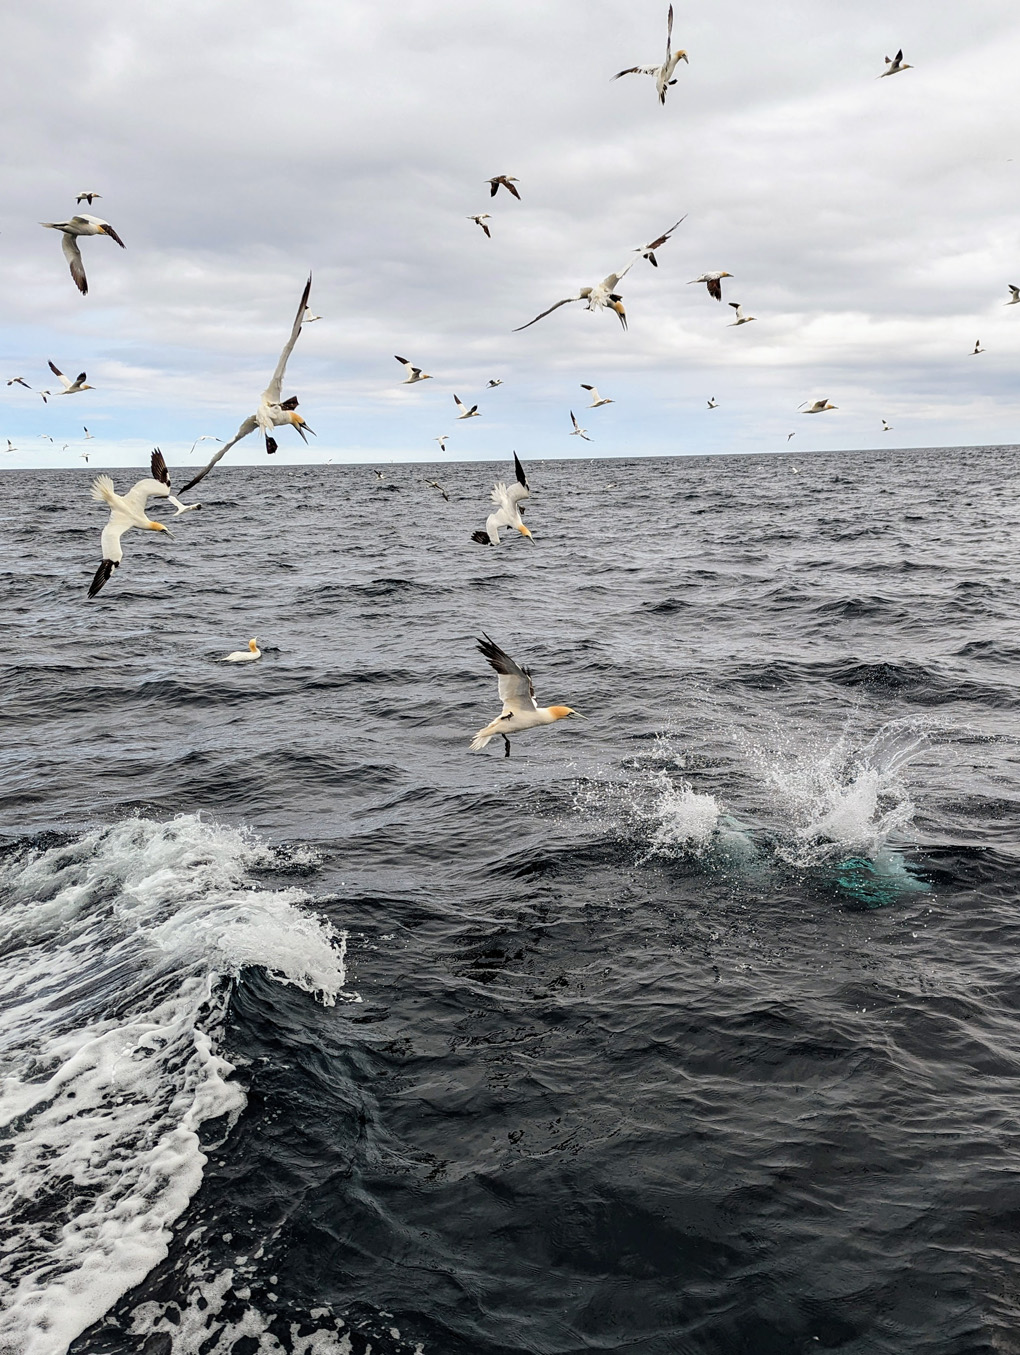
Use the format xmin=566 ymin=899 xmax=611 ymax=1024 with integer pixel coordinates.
xmin=645 ymin=774 xmax=721 ymax=856
xmin=0 ymin=815 xmax=345 ymax=1355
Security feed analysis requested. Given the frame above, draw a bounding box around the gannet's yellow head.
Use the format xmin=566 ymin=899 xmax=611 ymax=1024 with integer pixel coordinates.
xmin=147 ymin=520 xmax=173 ymax=535
xmin=288 ymin=412 xmax=315 ymax=441
xmin=516 ymin=523 xmax=534 ymax=542
xmin=249 ymin=638 xmax=258 ymax=652
xmin=677 ymin=50 xmax=689 ymax=63
xmin=549 ymin=705 xmax=583 ymax=722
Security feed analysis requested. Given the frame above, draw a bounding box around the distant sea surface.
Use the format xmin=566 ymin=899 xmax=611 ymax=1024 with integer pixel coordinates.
xmin=2 ymin=446 xmax=1019 ymax=1355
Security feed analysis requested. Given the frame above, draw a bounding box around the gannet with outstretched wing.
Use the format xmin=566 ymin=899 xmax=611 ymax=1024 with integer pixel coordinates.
xmin=613 ymin=5 xmax=688 ymax=106
xmin=472 ymin=452 xmax=532 ymax=546
xmin=395 ymin=355 xmax=432 ymax=383
xmin=87 ymin=448 xmax=195 ymax=598
xmin=470 ymin=635 xmax=582 ymax=758
xmin=48 ymin=360 xmax=94 ymax=394
xmin=514 ymin=261 xmax=634 ymax=332
xmin=800 ymin=399 xmax=838 ymax=413
xmin=454 ymin=394 xmax=480 ymax=419
xmin=689 ymin=271 xmax=733 ymax=301
xmin=581 ymin=384 xmax=613 ymax=407
xmin=569 ymin=410 xmax=591 ymax=441
xmin=880 ymin=50 xmax=912 ymax=77
xmin=179 ymin=276 xmax=314 ymax=493
xmin=634 ymin=216 xmax=686 ymax=266
xmin=40 ymin=215 xmax=125 ymax=295
xmin=728 ymin=303 xmax=755 ymax=325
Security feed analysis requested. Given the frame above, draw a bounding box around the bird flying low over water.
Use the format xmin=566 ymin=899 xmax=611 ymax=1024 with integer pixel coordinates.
xmin=689 ymin=271 xmax=732 ymax=301
xmin=581 ymin=384 xmax=613 ymax=407
xmin=40 ymin=214 xmax=125 ymax=295
xmin=515 ymin=261 xmax=634 ymax=332
xmin=880 ymin=49 xmax=912 ymax=77
xmin=48 ymin=360 xmax=93 ymax=394
xmin=470 ymin=635 xmax=582 ymax=759
xmin=728 ymin=303 xmax=755 ymax=326
xmin=76 ymin=191 xmax=101 ymax=205
xmin=222 ymin=638 xmax=261 ymax=663
xmin=454 ymin=394 xmax=480 ymax=419
xmin=87 ymin=449 xmax=197 ymax=598
xmin=425 ymin=478 xmax=450 ymax=501
xmin=395 ymin=355 xmax=431 ymax=383
xmin=569 ymin=411 xmax=591 ymax=441
xmin=634 ymin=217 xmax=686 ymax=266
xmin=472 ymin=452 xmax=532 ymax=546
xmin=1005 ymin=285 xmax=1020 ymax=305
xmin=614 ymin=4 xmax=688 ymax=105
xmin=180 ymin=275 xmax=314 ymax=493
xmin=469 ymin=214 xmax=493 ymax=237
xmin=800 ymin=399 xmax=838 ymax=413
xmin=488 ymin=175 xmax=520 ymax=199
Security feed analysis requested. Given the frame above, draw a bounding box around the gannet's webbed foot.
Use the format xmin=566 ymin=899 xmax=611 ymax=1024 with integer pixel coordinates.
xmin=503 ymin=736 xmax=511 ymax=759
xmin=265 ymin=435 xmax=278 ymax=455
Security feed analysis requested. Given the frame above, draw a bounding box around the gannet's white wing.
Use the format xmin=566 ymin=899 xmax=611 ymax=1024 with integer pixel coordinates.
xmin=613 ymin=64 xmax=659 ymax=79
xmin=48 ymin=360 xmax=72 ymax=391
xmin=477 ymin=635 xmax=538 ymax=715
xmin=665 ymin=2 xmax=674 ymax=58
xmin=178 ymin=415 xmax=258 ymax=493
xmin=603 ymin=261 xmax=635 ymax=290
xmin=60 ymin=235 xmax=88 ymax=295
xmin=119 ymin=449 xmax=175 ymax=514
xmin=513 ymin=294 xmax=583 ymax=331
xmin=262 ymin=274 xmax=312 ymax=404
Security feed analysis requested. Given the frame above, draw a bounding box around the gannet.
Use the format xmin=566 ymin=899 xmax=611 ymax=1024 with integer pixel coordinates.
xmin=569 ymin=411 xmax=591 ymax=441
xmin=486 ymin=378 xmax=504 ymax=388
xmin=514 ymin=261 xmax=634 ymax=332
xmin=48 ymin=360 xmax=94 ymax=394
xmin=180 ymin=275 xmax=314 ymax=492
xmin=395 ymin=355 xmax=432 ymax=383
xmin=634 ymin=216 xmax=686 ymax=266
xmin=83 ymin=426 xmax=94 ymax=438
xmin=6 ymin=377 xmax=30 ymax=389
xmin=40 ymin=214 xmax=125 ymax=295
xmin=302 ymin=307 xmax=322 ymax=322
xmin=787 ymin=432 xmax=796 ymax=441
xmin=971 ymin=339 xmax=985 ymax=354
xmin=488 ymin=176 xmax=521 ymax=200
xmin=87 ymin=448 xmax=188 ymax=598
xmin=613 ymin=4 xmax=688 ymax=106
xmin=5 ymin=440 xmax=16 ymax=453
xmin=222 ymin=638 xmax=261 ymax=663
xmin=38 ymin=434 xmax=53 ymax=441
xmin=434 ymin=435 xmax=449 ymax=452
xmin=471 ymin=452 xmax=532 ymax=546
xmin=425 ymin=478 xmax=450 ymax=502
xmin=800 ymin=399 xmax=837 ymax=413
xmin=880 ymin=50 xmax=912 ymax=77
xmin=186 ymin=434 xmax=221 ymax=456
xmin=581 ymin=384 xmax=613 ymax=407
xmin=688 ymin=271 xmax=732 ymax=301
xmin=469 ymin=214 xmax=493 ymax=237
xmin=882 ymin=419 xmax=893 ymax=431
xmin=470 ymin=635 xmax=581 ymax=759
xmin=76 ymin=191 xmax=101 ymax=205
xmin=728 ymin=303 xmax=755 ymax=326
xmin=1006 ymin=285 xmax=1020 ymax=305
xmin=454 ymin=394 xmax=480 ymax=419
xmin=38 ymin=390 xmax=51 ymax=403
xmin=707 ymin=397 xmax=718 ymax=408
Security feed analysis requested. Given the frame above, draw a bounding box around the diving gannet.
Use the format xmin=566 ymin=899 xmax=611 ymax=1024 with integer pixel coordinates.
xmin=514 ymin=261 xmax=634 ymax=332
xmin=87 ymin=448 xmax=184 ymax=598
xmin=613 ymin=4 xmax=688 ymax=106
xmin=471 ymin=452 xmax=532 ymax=546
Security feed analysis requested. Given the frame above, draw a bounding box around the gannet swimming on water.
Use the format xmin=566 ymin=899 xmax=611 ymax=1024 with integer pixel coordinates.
xmin=634 ymin=216 xmax=686 ymax=266
xmin=470 ymin=635 xmax=582 ymax=759
xmin=728 ymin=303 xmax=755 ymax=326
xmin=454 ymin=393 xmax=480 ymax=419
xmin=486 ymin=378 xmax=503 ymax=388
xmin=800 ymin=399 xmax=837 ymax=413
xmin=76 ymin=191 xmax=101 ymax=205
xmin=514 ymin=261 xmax=634 ymax=332
xmin=1006 ymin=285 xmax=1020 ymax=305
xmin=882 ymin=419 xmax=893 ymax=431
xmin=469 ymin=214 xmax=492 ymax=237
xmin=569 ymin=410 xmax=591 ymax=441
xmin=83 ymin=426 xmax=94 ymax=439
xmin=707 ymin=397 xmax=718 ymax=408
xmin=488 ymin=175 xmax=520 ymax=200
xmin=395 ymin=355 xmax=432 ymax=383
xmin=471 ymin=452 xmax=532 ymax=546
xmin=434 ymin=435 xmax=449 ymax=452
xmin=87 ymin=449 xmax=193 ymax=598
xmin=48 ymin=360 xmax=94 ymax=394
xmin=688 ymin=271 xmax=733 ymax=301
xmin=880 ymin=49 xmax=912 ymax=77
xmin=6 ymin=377 xmax=30 ymax=389
xmin=613 ymin=4 xmax=688 ymax=105
xmin=40 ymin=214 xmax=125 ymax=295
xmin=581 ymin=384 xmax=613 ymax=407
xmin=425 ymin=478 xmax=450 ymax=501
xmin=971 ymin=339 xmax=985 ymax=354
xmin=222 ymin=638 xmax=261 ymax=663
xmin=180 ymin=275 xmax=314 ymax=493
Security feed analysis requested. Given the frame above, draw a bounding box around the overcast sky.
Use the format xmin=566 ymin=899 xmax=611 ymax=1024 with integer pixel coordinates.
xmin=3 ymin=0 xmax=1020 ymax=470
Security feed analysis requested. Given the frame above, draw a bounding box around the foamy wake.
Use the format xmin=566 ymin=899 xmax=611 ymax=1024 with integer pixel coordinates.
xmin=0 ymin=815 xmax=346 ymax=1355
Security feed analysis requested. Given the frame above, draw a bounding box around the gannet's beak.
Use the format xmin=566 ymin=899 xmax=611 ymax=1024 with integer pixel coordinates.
xmin=679 ymin=51 xmax=689 ymax=62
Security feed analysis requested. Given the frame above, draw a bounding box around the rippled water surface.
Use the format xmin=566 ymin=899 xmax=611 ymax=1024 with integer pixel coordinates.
xmin=2 ymin=446 xmax=1019 ymax=1354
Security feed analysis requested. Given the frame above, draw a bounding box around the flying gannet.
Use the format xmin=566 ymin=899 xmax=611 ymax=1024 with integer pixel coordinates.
xmin=880 ymin=50 xmax=912 ymax=77
xmin=425 ymin=478 xmax=450 ymax=502
xmin=688 ymin=271 xmax=733 ymax=301
xmin=6 ymin=377 xmax=30 ymax=389
xmin=302 ymin=307 xmax=322 ymax=323
xmin=434 ymin=435 xmax=449 ymax=452
xmin=515 ymin=261 xmax=634 ymax=332
xmin=488 ymin=176 xmax=521 ymax=200
xmin=395 ymin=355 xmax=432 ymax=383
xmin=80 ymin=451 xmax=89 ymax=463
xmin=222 ymin=638 xmax=261 ymax=663
xmin=800 ymin=399 xmax=838 ymax=413
xmin=486 ymin=378 xmax=504 ymax=388
xmin=472 ymin=452 xmax=532 ymax=546
xmin=1006 ymin=285 xmax=1020 ymax=305
xmin=634 ymin=216 xmax=686 ymax=266
xmin=470 ymin=635 xmax=582 ymax=759
xmin=87 ymin=448 xmax=194 ymax=598
xmin=569 ymin=411 xmax=591 ymax=441
xmin=76 ymin=191 xmax=102 ymax=205
xmin=707 ymin=397 xmax=718 ymax=408
xmin=179 ymin=275 xmax=314 ymax=492
xmin=469 ymin=214 xmax=493 ymax=237
xmin=40 ymin=214 xmax=125 ymax=295
xmin=454 ymin=394 xmax=480 ymax=419
xmin=728 ymin=303 xmax=755 ymax=325
xmin=83 ymin=426 xmax=94 ymax=438
xmin=5 ymin=440 xmax=16 ymax=453
xmin=971 ymin=339 xmax=985 ymax=354
xmin=581 ymin=384 xmax=613 ymax=407
xmin=613 ymin=4 xmax=688 ymax=105
xmin=48 ymin=360 xmax=94 ymax=394
xmin=882 ymin=419 xmax=893 ymax=431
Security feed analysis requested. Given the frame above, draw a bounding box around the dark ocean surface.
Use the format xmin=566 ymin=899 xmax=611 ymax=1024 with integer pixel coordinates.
xmin=1 ymin=445 xmax=1019 ymax=1355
